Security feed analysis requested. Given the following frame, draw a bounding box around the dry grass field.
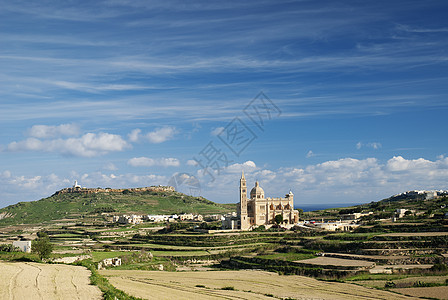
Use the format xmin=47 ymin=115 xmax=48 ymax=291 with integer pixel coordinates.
xmin=380 ymin=232 xmax=448 ymax=237
xmin=296 ymin=257 xmax=375 ymax=268
xmin=353 ymin=275 xmax=448 ymax=288
xmin=100 ymin=269 xmax=418 ymax=299
xmin=392 ymin=286 xmax=448 ymax=299
xmin=0 ymin=261 xmax=102 ymax=300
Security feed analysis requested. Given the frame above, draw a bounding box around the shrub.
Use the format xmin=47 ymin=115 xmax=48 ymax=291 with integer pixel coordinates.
xmin=385 ymin=281 xmax=396 ymax=288
xmin=32 ymin=237 xmax=53 ymax=260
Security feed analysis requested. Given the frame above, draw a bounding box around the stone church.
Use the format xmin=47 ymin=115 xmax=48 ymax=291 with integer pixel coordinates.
xmin=238 ymin=171 xmax=299 ymax=230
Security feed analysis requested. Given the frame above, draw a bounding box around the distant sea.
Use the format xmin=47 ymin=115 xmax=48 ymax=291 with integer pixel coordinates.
xmin=296 ymin=203 xmax=365 ymax=212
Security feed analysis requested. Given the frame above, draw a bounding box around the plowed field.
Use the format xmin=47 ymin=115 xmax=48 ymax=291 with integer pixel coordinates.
xmin=0 ymin=261 xmax=102 ymax=300
xmin=100 ymin=269 xmax=418 ymax=299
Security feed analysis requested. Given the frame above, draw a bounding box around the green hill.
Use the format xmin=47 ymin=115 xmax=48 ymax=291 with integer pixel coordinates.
xmin=0 ymin=189 xmax=235 ymax=226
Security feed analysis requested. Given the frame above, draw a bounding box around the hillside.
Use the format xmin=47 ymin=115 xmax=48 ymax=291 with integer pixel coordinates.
xmin=0 ymin=188 xmax=235 ymax=226
xmin=304 ymin=191 xmax=448 ymax=222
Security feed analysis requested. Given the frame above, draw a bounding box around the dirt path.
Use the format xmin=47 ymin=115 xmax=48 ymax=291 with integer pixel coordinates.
xmin=0 ymin=261 xmax=102 ymax=300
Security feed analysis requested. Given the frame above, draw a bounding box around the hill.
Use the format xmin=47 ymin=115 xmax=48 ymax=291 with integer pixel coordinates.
xmin=0 ymin=187 xmax=235 ymax=226
xmin=304 ymin=190 xmax=448 ymax=222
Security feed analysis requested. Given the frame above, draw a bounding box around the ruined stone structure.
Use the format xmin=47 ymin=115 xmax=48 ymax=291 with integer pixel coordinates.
xmin=53 ymin=181 xmax=175 ymax=196
xmin=238 ymin=172 xmax=299 ymax=230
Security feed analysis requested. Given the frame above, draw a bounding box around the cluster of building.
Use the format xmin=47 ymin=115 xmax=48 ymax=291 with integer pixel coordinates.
xmin=113 ymin=213 xmax=204 ymax=225
xmin=305 ymin=221 xmax=359 ymax=231
xmin=98 ymin=257 xmax=122 ymax=269
xmin=393 ymin=190 xmax=447 ymax=200
xmin=54 ymin=181 xmax=175 ymax=196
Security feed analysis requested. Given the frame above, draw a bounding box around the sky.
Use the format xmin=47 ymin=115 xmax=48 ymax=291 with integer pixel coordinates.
xmin=1 ymin=0 xmax=448 ymax=208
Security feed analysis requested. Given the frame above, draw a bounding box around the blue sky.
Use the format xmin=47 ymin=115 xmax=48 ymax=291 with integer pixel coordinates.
xmin=1 ymin=0 xmax=448 ymax=208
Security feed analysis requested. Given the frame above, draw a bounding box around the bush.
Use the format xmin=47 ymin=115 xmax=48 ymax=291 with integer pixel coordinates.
xmin=253 ymin=225 xmax=266 ymax=232
xmin=32 ymin=237 xmax=53 ymax=260
xmin=431 ymin=263 xmax=448 ymax=272
xmin=385 ymin=281 xmax=396 ymax=288
xmin=0 ymin=244 xmax=19 ymax=252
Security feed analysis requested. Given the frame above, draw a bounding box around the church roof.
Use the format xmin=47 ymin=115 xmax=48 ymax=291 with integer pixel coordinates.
xmin=250 ymin=181 xmax=264 ymax=196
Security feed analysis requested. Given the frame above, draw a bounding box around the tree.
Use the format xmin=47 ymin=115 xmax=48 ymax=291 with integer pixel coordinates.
xmin=32 ymin=236 xmax=53 ymax=260
xmin=274 ymin=214 xmax=283 ymax=225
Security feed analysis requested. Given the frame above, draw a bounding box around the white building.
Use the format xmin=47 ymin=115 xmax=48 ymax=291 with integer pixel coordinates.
xmin=113 ymin=214 xmax=143 ymax=224
xmin=13 ymin=240 xmax=32 ymax=253
xmin=312 ymin=221 xmax=359 ymax=232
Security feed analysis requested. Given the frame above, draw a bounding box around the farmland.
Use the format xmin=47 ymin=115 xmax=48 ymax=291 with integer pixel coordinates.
xmin=0 ymin=191 xmax=447 ymax=299
xmin=0 ymin=261 xmax=102 ymax=300
xmin=99 ymin=269 xmax=417 ymax=300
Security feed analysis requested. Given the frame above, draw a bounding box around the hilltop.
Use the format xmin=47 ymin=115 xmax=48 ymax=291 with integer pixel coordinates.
xmin=0 ymin=186 xmax=234 ymax=226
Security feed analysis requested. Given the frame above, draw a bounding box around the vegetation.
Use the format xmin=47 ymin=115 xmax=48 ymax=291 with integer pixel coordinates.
xmin=274 ymin=214 xmax=283 ymax=225
xmin=32 ymin=235 xmax=53 ymax=260
xmin=1 ymin=189 xmax=447 ymax=299
xmin=0 ymin=189 xmax=233 ymax=226
xmin=75 ymin=259 xmax=143 ymax=300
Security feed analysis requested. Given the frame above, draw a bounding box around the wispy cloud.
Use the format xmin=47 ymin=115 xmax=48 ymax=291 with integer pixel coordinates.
xmin=396 ymin=24 xmax=448 ymax=33
xmin=357 ymin=142 xmax=382 ymax=150
xmin=28 ymin=123 xmax=80 ymax=139
xmin=127 ymin=157 xmax=180 ymax=167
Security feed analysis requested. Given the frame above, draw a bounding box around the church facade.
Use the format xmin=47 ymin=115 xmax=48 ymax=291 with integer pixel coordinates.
xmin=238 ymin=172 xmax=299 ymax=230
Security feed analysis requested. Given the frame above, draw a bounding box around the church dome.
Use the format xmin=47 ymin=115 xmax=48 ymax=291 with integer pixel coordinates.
xmin=250 ymin=181 xmax=264 ymax=199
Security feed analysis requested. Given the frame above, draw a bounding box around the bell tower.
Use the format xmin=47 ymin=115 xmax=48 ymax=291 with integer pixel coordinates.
xmin=239 ymin=171 xmax=249 ymax=230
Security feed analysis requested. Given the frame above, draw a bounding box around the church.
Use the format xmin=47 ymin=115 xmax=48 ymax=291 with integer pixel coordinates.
xmin=238 ymin=171 xmax=299 ymax=230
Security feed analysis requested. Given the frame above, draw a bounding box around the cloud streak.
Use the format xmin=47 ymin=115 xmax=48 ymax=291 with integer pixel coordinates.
xmin=128 ymin=157 xmax=180 ymax=167
xmin=7 ymin=132 xmax=130 ymax=157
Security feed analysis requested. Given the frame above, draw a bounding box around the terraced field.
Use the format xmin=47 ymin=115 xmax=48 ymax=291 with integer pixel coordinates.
xmin=0 ymin=261 xmax=102 ymax=300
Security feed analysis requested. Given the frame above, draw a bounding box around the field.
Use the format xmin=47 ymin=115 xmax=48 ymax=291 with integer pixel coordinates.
xmin=391 ymin=286 xmax=448 ymax=299
xmin=100 ymin=269 xmax=417 ymax=299
xmin=0 ymin=261 xmax=102 ymax=300
xmin=296 ymin=257 xmax=375 ymax=268
xmin=353 ymin=275 xmax=448 ymax=288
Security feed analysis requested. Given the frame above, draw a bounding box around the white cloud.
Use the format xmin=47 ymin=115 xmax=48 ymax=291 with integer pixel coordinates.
xmin=356 ymin=142 xmax=382 ymax=150
xmin=306 ymin=150 xmax=315 ymax=158
xmin=7 ymin=132 xmax=130 ymax=157
xmin=225 ymin=160 xmax=257 ymax=173
xmin=103 ymin=162 xmax=118 ymax=171
xmin=370 ymin=142 xmax=382 ymax=149
xmin=146 ymin=126 xmax=176 ymax=143
xmin=28 ymin=123 xmax=80 ymax=138
xmin=128 ymin=157 xmax=180 ymax=167
xmin=1 ymin=170 xmax=11 ymax=178
xmin=387 ymin=156 xmax=433 ymax=172
xmin=2 ymin=155 xmax=448 ymax=207
xmin=128 ymin=128 xmax=141 ymax=142
xmin=210 ymin=127 xmax=224 ymax=136
xmin=187 ymin=159 xmax=198 ymax=166
xmin=195 ymin=155 xmax=448 ymax=204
